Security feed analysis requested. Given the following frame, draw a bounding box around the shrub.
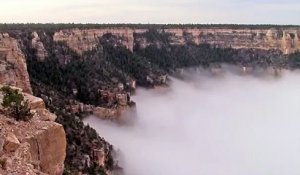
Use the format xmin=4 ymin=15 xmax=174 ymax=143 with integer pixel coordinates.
xmin=0 ymin=86 xmax=33 ymax=121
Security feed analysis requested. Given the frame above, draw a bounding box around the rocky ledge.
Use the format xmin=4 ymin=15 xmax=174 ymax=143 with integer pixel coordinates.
xmin=0 ymin=87 xmax=66 ymax=175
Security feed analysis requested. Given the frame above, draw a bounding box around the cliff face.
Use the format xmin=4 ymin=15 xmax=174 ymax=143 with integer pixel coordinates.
xmin=31 ymin=31 xmax=48 ymax=61
xmin=163 ymin=28 xmax=300 ymax=54
xmin=0 ymin=33 xmax=66 ymax=174
xmin=0 ymin=88 xmax=66 ymax=175
xmin=0 ymin=33 xmax=32 ymax=94
xmin=53 ymin=28 xmax=144 ymax=54
xmin=53 ymin=27 xmax=300 ymax=55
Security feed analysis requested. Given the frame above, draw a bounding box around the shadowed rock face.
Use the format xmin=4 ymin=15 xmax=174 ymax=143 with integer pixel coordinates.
xmin=53 ymin=27 xmax=300 ymax=55
xmin=0 ymin=33 xmax=32 ymax=94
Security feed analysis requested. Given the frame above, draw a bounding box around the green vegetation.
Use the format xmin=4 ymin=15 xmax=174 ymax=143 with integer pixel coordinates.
xmin=288 ymin=52 xmax=300 ymax=68
xmin=18 ymin=31 xmax=165 ymax=107
xmin=0 ymin=86 xmax=32 ymax=121
xmin=135 ymin=30 xmax=286 ymax=71
xmin=0 ymin=23 xmax=299 ymax=32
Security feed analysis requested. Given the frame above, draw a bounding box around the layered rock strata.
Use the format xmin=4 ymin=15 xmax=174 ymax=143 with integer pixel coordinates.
xmin=53 ymin=28 xmax=300 ymax=55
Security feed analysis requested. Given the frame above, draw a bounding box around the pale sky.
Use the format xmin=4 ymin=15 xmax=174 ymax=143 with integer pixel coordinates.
xmin=0 ymin=0 xmax=299 ymax=24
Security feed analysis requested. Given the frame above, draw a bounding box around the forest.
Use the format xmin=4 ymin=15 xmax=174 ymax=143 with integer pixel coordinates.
xmin=0 ymin=23 xmax=300 ymax=32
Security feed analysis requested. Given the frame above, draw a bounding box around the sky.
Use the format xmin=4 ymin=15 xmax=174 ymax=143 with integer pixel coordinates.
xmin=1 ymin=0 xmax=299 ymax=24
xmin=85 ymin=68 xmax=300 ymax=175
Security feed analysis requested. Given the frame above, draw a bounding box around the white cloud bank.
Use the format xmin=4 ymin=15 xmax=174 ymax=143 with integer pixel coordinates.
xmin=85 ymin=70 xmax=300 ymax=175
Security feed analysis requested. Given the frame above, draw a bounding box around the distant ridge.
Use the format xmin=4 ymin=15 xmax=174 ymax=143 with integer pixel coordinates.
xmin=0 ymin=23 xmax=300 ymax=31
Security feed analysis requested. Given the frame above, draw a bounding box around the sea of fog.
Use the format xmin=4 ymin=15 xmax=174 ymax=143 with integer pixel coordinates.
xmin=85 ymin=69 xmax=300 ymax=175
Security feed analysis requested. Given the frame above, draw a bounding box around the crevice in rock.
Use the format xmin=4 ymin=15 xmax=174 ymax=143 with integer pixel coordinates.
xmin=34 ymin=138 xmax=41 ymax=170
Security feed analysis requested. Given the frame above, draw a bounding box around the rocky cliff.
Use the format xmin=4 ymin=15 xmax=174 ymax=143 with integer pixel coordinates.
xmin=53 ymin=27 xmax=300 ymax=55
xmin=163 ymin=28 xmax=300 ymax=54
xmin=31 ymin=31 xmax=48 ymax=62
xmin=53 ymin=28 xmax=143 ymax=54
xmin=0 ymin=32 xmax=67 ymax=174
xmin=0 ymin=87 xmax=66 ymax=175
xmin=0 ymin=33 xmax=32 ymax=93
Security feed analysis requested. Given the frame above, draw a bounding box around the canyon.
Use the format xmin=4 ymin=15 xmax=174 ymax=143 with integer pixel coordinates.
xmin=0 ymin=24 xmax=299 ymax=174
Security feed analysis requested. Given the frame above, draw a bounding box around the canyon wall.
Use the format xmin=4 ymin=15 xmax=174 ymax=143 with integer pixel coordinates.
xmin=31 ymin=31 xmax=48 ymax=61
xmin=164 ymin=28 xmax=300 ymax=54
xmin=0 ymin=33 xmax=67 ymax=174
xmin=0 ymin=33 xmax=32 ymax=93
xmin=53 ymin=27 xmax=300 ymax=55
xmin=0 ymin=87 xmax=67 ymax=175
xmin=53 ymin=28 xmax=146 ymax=54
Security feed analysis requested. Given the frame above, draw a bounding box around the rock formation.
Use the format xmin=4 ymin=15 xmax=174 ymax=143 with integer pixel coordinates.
xmin=0 ymin=32 xmax=66 ymax=174
xmin=31 ymin=31 xmax=48 ymax=61
xmin=93 ymin=105 xmax=134 ymax=122
xmin=53 ymin=27 xmax=300 ymax=55
xmin=0 ymin=33 xmax=32 ymax=93
xmin=0 ymin=87 xmax=67 ymax=175
xmin=53 ymin=28 xmax=138 ymax=54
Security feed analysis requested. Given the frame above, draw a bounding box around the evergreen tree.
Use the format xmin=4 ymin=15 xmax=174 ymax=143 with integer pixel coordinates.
xmin=0 ymin=86 xmax=32 ymax=121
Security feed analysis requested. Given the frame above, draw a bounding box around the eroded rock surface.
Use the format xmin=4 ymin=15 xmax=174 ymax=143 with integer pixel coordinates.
xmin=0 ymin=33 xmax=32 ymax=93
xmin=0 ymin=88 xmax=66 ymax=175
xmin=31 ymin=31 xmax=48 ymax=61
xmin=3 ymin=133 xmax=20 ymax=152
xmin=163 ymin=28 xmax=300 ymax=54
xmin=53 ymin=28 xmax=138 ymax=54
xmin=53 ymin=27 xmax=300 ymax=55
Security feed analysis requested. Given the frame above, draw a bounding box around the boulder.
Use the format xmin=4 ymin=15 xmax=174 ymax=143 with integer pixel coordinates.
xmin=24 ymin=124 xmax=66 ymax=175
xmin=23 ymin=93 xmax=46 ymax=110
xmin=4 ymin=133 xmax=20 ymax=152
xmin=32 ymin=108 xmax=57 ymax=122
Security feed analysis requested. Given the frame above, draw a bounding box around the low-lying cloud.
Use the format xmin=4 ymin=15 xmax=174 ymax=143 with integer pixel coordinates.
xmin=85 ymin=69 xmax=300 ymax=175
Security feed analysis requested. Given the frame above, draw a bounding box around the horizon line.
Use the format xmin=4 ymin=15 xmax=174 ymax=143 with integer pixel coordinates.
xmin=0 ymin=23 xmax=300 ymax=26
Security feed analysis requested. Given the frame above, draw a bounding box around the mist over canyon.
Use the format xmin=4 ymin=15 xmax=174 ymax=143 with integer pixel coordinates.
xmin=85 ymin=69 xmax=300 ymax=175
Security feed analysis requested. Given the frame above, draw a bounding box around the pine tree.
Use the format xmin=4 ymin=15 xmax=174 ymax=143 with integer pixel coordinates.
xmin=0 ymin=86 xmax=32 ymax=121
